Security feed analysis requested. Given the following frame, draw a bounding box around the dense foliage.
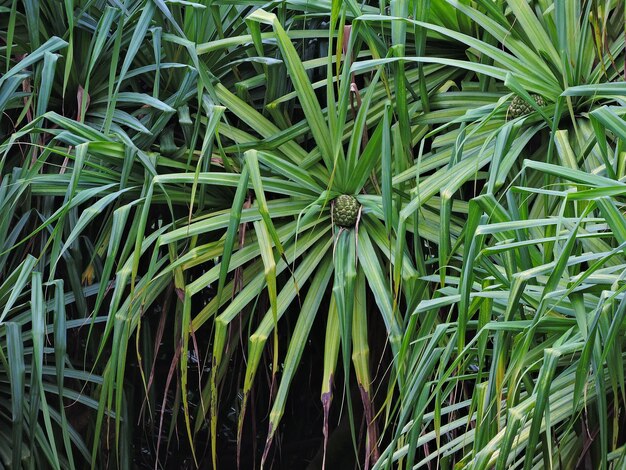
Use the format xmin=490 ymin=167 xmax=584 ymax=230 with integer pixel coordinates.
xmin=1 ymin=0 xmax=626 ymax=468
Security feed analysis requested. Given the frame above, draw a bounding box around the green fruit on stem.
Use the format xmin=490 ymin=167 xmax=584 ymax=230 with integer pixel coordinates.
xmin=332 ymin=195 xmax=360 ymax=227
xmin=507 ymin=94 xmax=545 ymax=119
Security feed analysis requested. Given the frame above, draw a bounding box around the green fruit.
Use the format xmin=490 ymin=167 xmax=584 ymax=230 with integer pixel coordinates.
xmin=507 ymin=94 xmax=545 ymax=120
xmin=332 ymin=195 xmax=360 ymax=227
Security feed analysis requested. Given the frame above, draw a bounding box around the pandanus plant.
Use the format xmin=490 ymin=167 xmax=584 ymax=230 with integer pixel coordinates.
xmin=0 ymin=1 xmax=243 ymax=466
xmin=357 ymin=1 xmax=626 ymax=468
xmin=151 ymin=7 xmax=467 ymax=467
